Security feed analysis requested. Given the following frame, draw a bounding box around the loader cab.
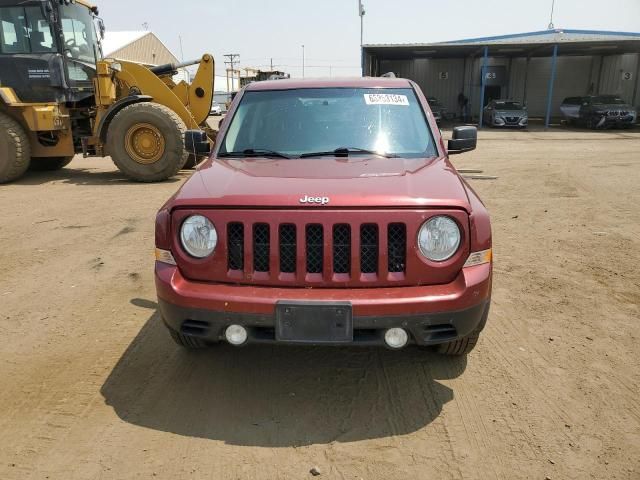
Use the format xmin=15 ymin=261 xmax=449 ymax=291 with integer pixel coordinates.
xmin=0 ymin=0 xmax=102 ymax=104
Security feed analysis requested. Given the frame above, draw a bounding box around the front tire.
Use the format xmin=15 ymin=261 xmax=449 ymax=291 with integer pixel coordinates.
xmin=107 ymin=102 xmax=188 ymax=182
xmin=30 ymin=156 xmax=74 ymax=171
xmin=167 ymin=327 xmax=208 ymax=349
xmin=437 ymin=307 xmax=489 ymax=356
xmin=437 ymin=330 xmax=482 ymax=356
xmin=0 ymin=112 xmax=31 ymax=183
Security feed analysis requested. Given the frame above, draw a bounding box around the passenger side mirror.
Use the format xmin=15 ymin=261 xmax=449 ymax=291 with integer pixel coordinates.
xmin=448 ymin=126 xmax=477 ymax=155
xmin=185 ymin=130 xmax=211 ymax=155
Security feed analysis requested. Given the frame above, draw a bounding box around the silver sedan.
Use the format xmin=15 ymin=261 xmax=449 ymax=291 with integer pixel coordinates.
xmin=483 ymin=100 xmax=528 ymax=128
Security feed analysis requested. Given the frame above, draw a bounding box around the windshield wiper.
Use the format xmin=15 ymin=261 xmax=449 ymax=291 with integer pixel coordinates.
xmin=300 ymin=147 xmax=398 ymax=158
xmin=218 ymin=148 xmax=291 ymax=159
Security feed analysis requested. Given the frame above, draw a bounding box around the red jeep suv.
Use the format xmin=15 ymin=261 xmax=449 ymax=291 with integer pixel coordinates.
xmin=155 ymin=77 xmax=492 ymax=355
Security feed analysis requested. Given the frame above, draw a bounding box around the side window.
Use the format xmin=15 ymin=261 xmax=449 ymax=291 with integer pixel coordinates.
xmin=28 ymin=11 xmax=55 ymax=53
xmin=26 ymin=7 xmax=55 ymax=53
xmin=0 ymin=8 xmax=29 ymax=53
xmin=0 ymin=7 xmax=54 ymax=54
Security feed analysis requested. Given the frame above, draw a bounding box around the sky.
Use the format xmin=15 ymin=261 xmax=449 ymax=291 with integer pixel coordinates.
xmin=98 ymin=0 xmax=640 ymax=79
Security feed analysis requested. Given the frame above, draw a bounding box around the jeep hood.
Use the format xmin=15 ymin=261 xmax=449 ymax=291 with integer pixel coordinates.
xmin=170 ymin=156 xmax=472 ymax=211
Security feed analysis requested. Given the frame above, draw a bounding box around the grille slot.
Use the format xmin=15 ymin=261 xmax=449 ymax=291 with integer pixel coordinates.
xmin=306 ymin=224 xmax=324 ymax=274
xmin=333 ymin=224 xmax=351 ymax=274
xmin=253 ymin=223 xmax=270 ymax=272
xmin=360 ymin=224 xmax=379 ymax=274
xmin=279 ymin=224 xmax=296 ymax=273
xmin=388 ymin=223 xmax=406 ymax=273
xmin=227 ymin=222 xmax=244 ymax=270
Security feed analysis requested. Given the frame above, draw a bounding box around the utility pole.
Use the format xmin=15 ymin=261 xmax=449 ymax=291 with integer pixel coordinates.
xmin=301 ymin=45 xmax=305 ymax=78
xmin=359 ymin=0 xmax=365 ymax=76
xmin=548 ymin=0 xmax=556 ymax=29
xmin=270 ymin=58 xmax=273 ymax=71
xmin=178 ymin=35 xmax=185 ymax=62
xmin=224 ymin=53 xmax=240 ymax=92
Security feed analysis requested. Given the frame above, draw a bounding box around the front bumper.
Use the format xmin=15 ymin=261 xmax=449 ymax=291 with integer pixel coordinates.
xmin=492 ymin=116 xmax=527 ymax=127
xmin=155 ymin=262 xmax=492 ymax=347
xmin=594 ymin=114 xmax=636 ymax=128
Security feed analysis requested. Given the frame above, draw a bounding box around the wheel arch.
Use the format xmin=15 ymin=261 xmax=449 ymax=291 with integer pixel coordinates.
xmin=96 ymin=95 xmax=153 ymax=143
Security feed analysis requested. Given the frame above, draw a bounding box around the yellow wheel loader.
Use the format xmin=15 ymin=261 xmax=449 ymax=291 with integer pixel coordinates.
xmin=0 ymin=0 xmax=214 ymax=183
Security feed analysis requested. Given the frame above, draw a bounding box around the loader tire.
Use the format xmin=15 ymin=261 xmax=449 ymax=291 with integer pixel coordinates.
xmin=0 ymin=112 xmax=31 ymax=183
xmin=107 ymin=102 xmax=188 ymax=182
xmin=30 ymin=156 xmax=74 ymax=171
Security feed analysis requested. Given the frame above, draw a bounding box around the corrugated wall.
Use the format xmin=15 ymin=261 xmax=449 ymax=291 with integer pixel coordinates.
xmin=599 ymin=54 xmax=639 ymax=103
xmin=108 ymin=33 xmax=178 ymax=65
xmin=376 ymin=52 xmax=640 ymax=119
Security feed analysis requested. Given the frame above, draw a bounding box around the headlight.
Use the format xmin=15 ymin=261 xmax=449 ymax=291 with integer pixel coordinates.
xmin=180 ymin=215 xmax=217 ymax=258
xmin=418 ymin=216 xmax=461 ymax=261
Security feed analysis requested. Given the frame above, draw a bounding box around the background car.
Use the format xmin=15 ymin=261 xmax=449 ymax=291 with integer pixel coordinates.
xmin=427 ymin=97 xmax=446 ymax=125
xmin=561 ymin=95 xmax=637 ymax=129
xmin=559 ymin=96 xmax=584 ymax=124
xmin=210 ymin=104 xmax=223 ymax=116
xmin=483 ymin=100 xmax=528 ymax=128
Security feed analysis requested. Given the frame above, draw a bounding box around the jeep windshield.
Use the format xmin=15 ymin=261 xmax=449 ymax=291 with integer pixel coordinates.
xmin=219 ymin=88 xmax=438 ymax=158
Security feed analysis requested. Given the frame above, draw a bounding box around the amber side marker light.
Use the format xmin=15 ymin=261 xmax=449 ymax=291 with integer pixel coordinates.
xmin=155 ymin=248 xmax=177 ymax=266
xmin=463 ymin=248 xmax=492 ymax=268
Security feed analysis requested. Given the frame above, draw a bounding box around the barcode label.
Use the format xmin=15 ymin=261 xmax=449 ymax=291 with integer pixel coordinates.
xmin=364 ymin=94 xmax=409 ymax=106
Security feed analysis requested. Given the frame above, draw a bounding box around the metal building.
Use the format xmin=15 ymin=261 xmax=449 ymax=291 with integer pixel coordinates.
xmin=363 ymin=30 xmax=640 ymax=126
xmin=102 ymin=31 xmax=178 ymax=66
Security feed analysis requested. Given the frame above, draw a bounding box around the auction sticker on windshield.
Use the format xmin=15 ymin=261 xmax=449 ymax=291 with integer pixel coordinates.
xmin=364 ymin=94 xmax=409 ymax=106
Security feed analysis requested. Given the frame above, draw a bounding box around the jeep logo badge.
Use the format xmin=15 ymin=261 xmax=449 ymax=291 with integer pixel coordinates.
xmin=299 ymin=195 xmax=330 ymax=205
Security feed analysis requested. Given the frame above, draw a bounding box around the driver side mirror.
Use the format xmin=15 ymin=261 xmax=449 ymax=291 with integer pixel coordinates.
xmin=185 ymin=130 xmax=211 ymax=155
xmin=448 ymin=126 xmax=477 ymax=155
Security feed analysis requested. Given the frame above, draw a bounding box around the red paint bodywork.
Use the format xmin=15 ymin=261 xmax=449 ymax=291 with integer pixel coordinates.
xmin=155 ymin=77 xmax=492 ymax=317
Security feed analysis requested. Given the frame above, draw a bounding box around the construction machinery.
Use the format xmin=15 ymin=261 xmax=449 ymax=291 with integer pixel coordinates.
xmin=0 ymin=0 xmax=214 ymax=183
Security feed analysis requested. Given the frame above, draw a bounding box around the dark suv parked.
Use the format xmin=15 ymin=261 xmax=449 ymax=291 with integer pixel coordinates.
xmin=560 ymin=95 xmax=637 ymax=129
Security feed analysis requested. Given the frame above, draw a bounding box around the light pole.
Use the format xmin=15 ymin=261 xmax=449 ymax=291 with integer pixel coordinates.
xmin=301 ymin=44 xmax=305 ymax=78
xmin=359 ymin=0 xmax=365 ymax=76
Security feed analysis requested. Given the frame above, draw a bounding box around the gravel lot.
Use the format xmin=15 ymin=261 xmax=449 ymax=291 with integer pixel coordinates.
xmin=0 ymin=127 xmax=638 ymax=479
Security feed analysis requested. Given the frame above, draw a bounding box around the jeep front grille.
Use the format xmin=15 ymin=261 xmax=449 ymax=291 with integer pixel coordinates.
xmin=225 ymin=221 xmax=406 ymax=281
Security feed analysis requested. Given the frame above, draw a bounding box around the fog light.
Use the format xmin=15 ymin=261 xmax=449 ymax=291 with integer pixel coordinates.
xmin=384 ymin=328 xmax=408 ymax=349
xmin=225 ymin=325 xmax=247 ymax=345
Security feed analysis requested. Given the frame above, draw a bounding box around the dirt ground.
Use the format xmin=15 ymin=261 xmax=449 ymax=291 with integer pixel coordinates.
xmin=0 ymin=127 xmax=639 ymax=480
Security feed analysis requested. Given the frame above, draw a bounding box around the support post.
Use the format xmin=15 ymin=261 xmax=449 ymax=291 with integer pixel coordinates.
xmin=545 ymin=44 xmax=558 ymax=129
xmin=478 ymin=46 xmax=488 ymax=128
xmin=522 ymin=56 xmax=530 ymax=106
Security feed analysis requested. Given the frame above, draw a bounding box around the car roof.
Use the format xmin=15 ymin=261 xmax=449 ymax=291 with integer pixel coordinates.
xmin=244 ymin=77 xmax=414 ymax=91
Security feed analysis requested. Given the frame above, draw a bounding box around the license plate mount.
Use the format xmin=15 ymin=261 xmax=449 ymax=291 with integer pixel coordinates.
xmin=275 ymin=301 xmax=353 ymax=343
